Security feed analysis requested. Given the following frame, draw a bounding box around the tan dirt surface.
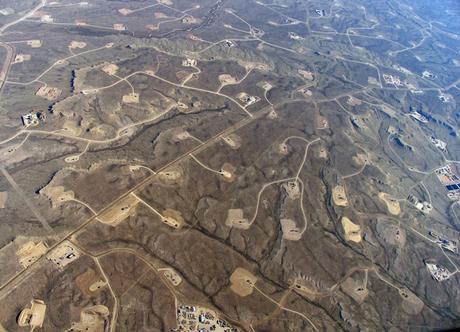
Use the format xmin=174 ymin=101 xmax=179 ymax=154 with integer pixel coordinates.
xmin=280 ymin=219 xmax=301 ymax=241
xmin=332 ymin=185 xmax=348 ymax=207
xmin=16 ymin=241 xmax=47 ymax=268
xmin=230 ymin=267 xmax=257 ymax=297
xmin=97 ymin=194 xmax=139 ymax=226
xmin=378 ymin=192 xmax=401 ymax=215
xmin=225 ymin=209 xmax=250 ymax=230
xmin=341 ymin=217 xmax=362 ymax=243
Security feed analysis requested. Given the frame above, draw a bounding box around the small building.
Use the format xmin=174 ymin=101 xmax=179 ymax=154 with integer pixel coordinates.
xmin=182 ymin=58 xmax=197 ymax=67
xmin=182 ymin=16 xmax=196 ymax=24
xmin=18 ymin=299 xmax=47 ymax=329
xmin=250 ymin=27 xmax=263 ymax=37
xmin=237 ymin=93 xmax=260 ymax=107
xmin=21 ymin=112 xmax=43 ymax=127
xmin=430 ymin=136 xmax=447 ymax=151
xmin=439 ymin=94 xmax=451 ymax=103
xmin=315 ymin=9 xmax=326 ymax=16
xmin=429 ymin=231 xmax=458 ymax=253
xmin=113 ymin=23 xmax=126 ymax=31
xmin=47 ymin=241 xmax=80 ymax=269
xmin=409 ymin=111 xmax=428 ymax=123
xmin=426 ymin=262 xmax=450 ymax=282
xmin=418 ymin=201 xmax=432 ymax=214
xmin=407 ymin=195 xmax=432 ymax=214
xmin=224 ymin=40 xmax=236 ymax=48
xmin=422 ymin=70 xmax=435 ymax=79
xmin=41 ymin=15 xmax=54 ymax=23
xmin=383 ymin=74 xmax=402 ymax=86
xmin=289 ymin=32 xmax=303 ymax=40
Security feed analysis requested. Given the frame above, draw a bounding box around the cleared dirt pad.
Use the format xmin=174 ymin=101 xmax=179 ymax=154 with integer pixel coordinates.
xmin=113 ymin=24 xmax=126 ymax=31
xmin=347 ymin=96 xmax=362 ymax=106
xmin=161 ymin=268 xmax=182 ymax=286
xmin=68 ymin=305 xmax=109 ymax=331
xmin=368 ymin=76 xmax=379 ymax=85
xmin=122 ymin=92 xmax=139 ymax=103
xmin=399 ymin=288 xmax=424 ymax=315
xmin=97 ymin=195 xmax=139 ymax=226
xmin=280 ymin=218 xmax=301 ymax=241
xmin=230 ymin=267 xmax=257 ymax=297
xmin=47 ymin=241 xmax=80 ymax=269
xmin=118 ymin=8 xmax=133 ymax=15
xmin=278 ymin=143 xmax=289 ymax=155
xmin=318 ymin=147 xmax=328 ymax=159
xmin=222 ymin=134 xmax=241 ymax=149
xmin=332 ymin=185 xmax=348 ymax=207
xmin=220 ymin=163 xmax=236 ymax=182
xmin=162 ymin=208 xmax=185 ymax=229
xmin=27 ymin=39 xmax=42 ymax=48
xmin=154 ymin=12 xmax=170 ymax=19
xmin=378 ymin=192 xmax=400 ymax=215
xmin=69 ymin=41 xmax=87 ymax=49
xmin=1 ymin=1 xmax=457 ymax=330
xmin=341 ymin=217 xmax=361 ymax=243
xmin=298 ymin=69 xmax=314 ymax=81
xmin=13 ymin=54 xmax=31 ymax=63
xmin=352 ymin=153 xmax=368 ymax=165
xmin=316 ymin=114 xmax=328 ymax=129
xmin=40 ymin=185 xmax=75 ymax=209
xmin=157 ymin=166 xmax=184 ymax=186
xmin=267 ymin=109 xmax=278 ymax=119
xmin=282 ymin=181 xmax=300 ymax=200
xmin=226 ymin=209 xmax=250 ymax=229
xmin=376 ymin=222 xmax=406 ymax=247
xmin=146 ymin=24 xmax=159 ymax=30
xmin=218 ymin=74 xmax=237 ymax=85
xmin=293 ymin=281 xmax=321 ymax=301
xmin=75 ymin=268 xmax=107 ymax=297
xmin=16 ymin=241 xmax=47 ymax=268
xmin=101 ymin=63 xmax=119 ymax=75
xmin=61 ymin=119 xmax=83 ymax=136
xmin=341 ymin=277 xmax=368 ymax=304
xmin=35 ymin=86 xmax=62 ymax=101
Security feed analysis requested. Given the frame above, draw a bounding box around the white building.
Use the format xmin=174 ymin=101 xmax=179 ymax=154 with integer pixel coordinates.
xmin=426 ymin=262 xmax=450 ymax=282
xmin=21 ymin=113 xmax=40 ymax=127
